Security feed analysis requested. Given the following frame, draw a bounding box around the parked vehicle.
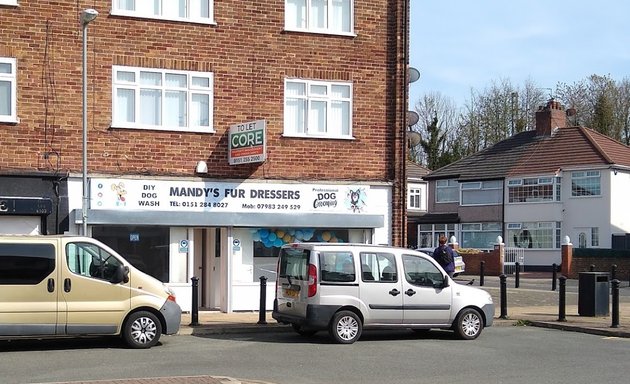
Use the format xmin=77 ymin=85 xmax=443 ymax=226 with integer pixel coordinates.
xmin=416 ymin=247 xmax=466 ymax=277
xmin=0 ymin=235 xmax=181 ymax=348
xmin=272 ymin=243 xmax=493 ymax=344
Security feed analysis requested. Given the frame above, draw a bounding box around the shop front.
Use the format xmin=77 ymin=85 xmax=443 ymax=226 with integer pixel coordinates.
xmin=69 ymin=177 xmax=391 ymax=312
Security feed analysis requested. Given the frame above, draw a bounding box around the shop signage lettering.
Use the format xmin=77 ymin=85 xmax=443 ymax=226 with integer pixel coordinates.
xmin=91 ymin=179 xmax=371 ymax=215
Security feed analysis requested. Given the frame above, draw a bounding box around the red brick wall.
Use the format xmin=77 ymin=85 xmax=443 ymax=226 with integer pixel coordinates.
xmin=459 ymin=249 xmax=503 ymax=276
xmin=0 ymin=1 xmax=407 ymax=244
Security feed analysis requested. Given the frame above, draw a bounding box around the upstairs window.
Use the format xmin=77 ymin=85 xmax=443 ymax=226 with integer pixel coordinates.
xmin=285 ymin=0 xmax=353 ymax=35
xmin=284 ymin=79 xmax=352 ymax=139
xmin=408 ymin=187 xmax=422 ymax=210
xmin=460 ymin=180 xmax=502 ymax=205
xmin=571 ymin=170 xmax=601 ymax=197
xmin=112 ymin=66 xmax=213 ymax=133
xmin=0 ymin=57 xmax=17 ymax=123
xmin=435 ymin=179 xmax=458 ymax=203
xmin=112 ymin=0 xmax=214 ymax=24
xmin=508 ymin=177 xmax=560 ymax=203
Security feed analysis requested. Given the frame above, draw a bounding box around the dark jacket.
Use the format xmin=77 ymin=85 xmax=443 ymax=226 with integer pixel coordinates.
xmin=432 ymin=244 xmax=455 ymax=273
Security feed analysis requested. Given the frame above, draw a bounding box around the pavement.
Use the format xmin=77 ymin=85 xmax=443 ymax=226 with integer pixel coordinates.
xmin=44 ymin=274 xmax=630 ymax=384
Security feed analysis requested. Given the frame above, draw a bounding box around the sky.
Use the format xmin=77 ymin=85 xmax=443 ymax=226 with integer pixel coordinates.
xmin=409 ymin=0 xmax=630 ymax=108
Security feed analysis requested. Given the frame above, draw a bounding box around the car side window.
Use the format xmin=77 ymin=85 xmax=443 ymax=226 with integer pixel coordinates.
xmin=402 ymin=254 xmax=443 ymax=287
xmin=360 ymin=252 xmax=397 ymax=282
xmin=66 ymin=242 xmax=122 ymax=282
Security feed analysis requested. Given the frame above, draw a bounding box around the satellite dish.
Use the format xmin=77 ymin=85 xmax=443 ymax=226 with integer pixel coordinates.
xmin=406 ymin=130 xmax=421 ymax=147
xmin=408 ymin=67 xmax=420 ymax=83
xmin=407 ymin=110 xmax=419 ymax=127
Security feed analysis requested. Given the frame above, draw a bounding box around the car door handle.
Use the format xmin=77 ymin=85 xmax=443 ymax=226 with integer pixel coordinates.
xmin=64 ymin=278 xmax=71 ymax=293
xmin=405 ymin=289 xmax=416 ymax=296
xmin=389 ymin=289 xmax=400 ymax=296
xmin=47 ymin=278 xmax=54 ymax=293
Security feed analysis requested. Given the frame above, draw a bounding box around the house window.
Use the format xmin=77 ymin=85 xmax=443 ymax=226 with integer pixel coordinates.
xmin=436 ymin=179 xmax=458 ymax=203
xmin=460 ymin=222 xmax=502 ymax=249
xmin=0 ymin=57 xmax=17 ymax=123
xmin=508 ymin=177 xmax=559 ymax=203
xmin=112 ymin=66 xmax=213 ymax=133
xmin=461 ymin=180 xmax=502 ymax=205
xmin=112 ymin=0 xmax=214 ymax=24
xmin=591 ymin=227 xmax=599 ymax=247
xmin=507 ymin=222 xmax=560 ymax=249
xmin=571 ymin=170 xmax=601 ymax=196
xmin=284 ymin=79 xmax=352 ymax=138
xmin=417 ymin=224 xmax=456 ymax=249
xmin=285 ymin=0 xmax=353 ymax=35
xmin=408 ymin=187 xmax=421 ymax=209
xmin=0 ymin=0 xmax=18 ymax=5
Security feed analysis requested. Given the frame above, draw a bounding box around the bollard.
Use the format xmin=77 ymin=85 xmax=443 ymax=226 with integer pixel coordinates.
xmin=190 ymin=276 xmax=199 ymax=326
xmin=552 ymin=263 xmax=557 ymax=291
xmin=258 ymin=276 xmax=268 ymax=325
xmin=611 ymin=264 xmax=617 ymax=281
xmin=499 ymin=274 xmax=508 ymax=319
xmin=558 ymin=276 xmax=567 ymax=322
xmin=480 ymin=261 xmax=485 ymax=287
xmin=611 ymin=279 xmax=620 ymax=328
xmin=515 ymin=262 xmax=520 ymax=288
xmin=589 ymin=264 xmax=595 ymax=272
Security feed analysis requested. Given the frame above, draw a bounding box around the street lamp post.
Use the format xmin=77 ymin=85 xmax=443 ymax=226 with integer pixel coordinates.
xmin=81 ymin=8 xmax=98 ymax=236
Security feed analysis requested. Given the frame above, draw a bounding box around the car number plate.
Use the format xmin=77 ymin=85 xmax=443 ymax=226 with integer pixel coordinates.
xmin=284 ymin=288 xmax=299 ymax=298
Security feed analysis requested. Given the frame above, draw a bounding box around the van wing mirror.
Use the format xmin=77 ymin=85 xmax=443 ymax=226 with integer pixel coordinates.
xmin=434 ymin=275 xmax=449 ymax=289
xmin=111 ymin=265 xmax=129 ymax=284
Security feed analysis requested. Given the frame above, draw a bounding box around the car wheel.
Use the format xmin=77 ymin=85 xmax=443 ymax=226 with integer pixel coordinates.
xmin=329 ymin=310 xmax=362 ymax=344
xmin=122 ymin=311 xmax=162 ymax=349
xmin=291 ymin=323 xmax=317 ymax=337
xmin=454 ymin=308 xmax=483 ymax=340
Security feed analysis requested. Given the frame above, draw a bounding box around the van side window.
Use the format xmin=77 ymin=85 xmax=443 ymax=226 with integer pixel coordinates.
xmin=320 ymin=251 xmax=355 ymax=282
xmin=0 ymin=243 xmax=55 ymax=285
xmin=66 ymin=242 xmax=122 ymax=282
xmin=402 ymin=254 xmax=443 ymax=287
xmin=359 ymin=252 xmax=397 ymax=282
xmin=278 ymin=248 xmax=310 ymax=280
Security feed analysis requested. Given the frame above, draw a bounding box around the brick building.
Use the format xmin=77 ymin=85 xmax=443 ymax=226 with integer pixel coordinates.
xmin=0 ymin=1 xmax=410 ymax=311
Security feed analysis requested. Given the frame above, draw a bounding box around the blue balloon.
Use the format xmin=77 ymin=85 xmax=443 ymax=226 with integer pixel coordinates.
xmin=252 ymin=231 xmax=261 ymax=242
xmin=268 ymin=232 xmax=277 ymax=241
xmin=274 ymin=238 xmax=283 ymax=247
xmin=259 ymin=229 xmax=269 ymax=238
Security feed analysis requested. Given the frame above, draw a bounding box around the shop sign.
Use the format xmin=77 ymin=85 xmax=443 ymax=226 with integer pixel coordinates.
xmin=91 ymin=179 xmax=371 ymax=216
xmin=179 ymin=239 xmax=189 ymax=253
xmin=228 ymin=119 xmax=266 ymax=165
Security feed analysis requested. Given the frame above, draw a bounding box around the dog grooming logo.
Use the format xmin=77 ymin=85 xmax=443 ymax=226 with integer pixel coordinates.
xmin=111 ymin=182 xmax=127 ymax=206
xmin=345 ymin=188 xmax=367 ymax=213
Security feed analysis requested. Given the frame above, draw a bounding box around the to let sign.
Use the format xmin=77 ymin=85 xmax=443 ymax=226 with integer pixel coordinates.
xmin=228 ymin=119 xmax=267 ymax=165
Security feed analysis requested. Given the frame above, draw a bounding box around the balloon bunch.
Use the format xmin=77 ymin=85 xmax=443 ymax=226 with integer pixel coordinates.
xmin=250 ymin=228 xmax=344 ymax=248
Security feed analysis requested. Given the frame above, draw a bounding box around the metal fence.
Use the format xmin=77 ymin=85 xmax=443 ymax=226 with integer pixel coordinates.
xmin=503 ymin=247 xmax=525 ymax=274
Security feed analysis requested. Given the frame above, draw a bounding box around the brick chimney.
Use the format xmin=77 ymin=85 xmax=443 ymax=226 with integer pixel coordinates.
xmin=535 ymin=99 xmax=567 ymax=136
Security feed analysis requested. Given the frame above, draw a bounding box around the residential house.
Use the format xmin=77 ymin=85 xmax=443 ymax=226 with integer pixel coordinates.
xmin=405 ymin=160 xmax=430 ymax=248
xmin=421 ymin=100 xmax=630 ymax=269
xmin=0 ymin=0 xmax=410 ymax=311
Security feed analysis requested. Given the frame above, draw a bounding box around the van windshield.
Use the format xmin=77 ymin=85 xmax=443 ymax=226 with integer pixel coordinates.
xmin=278 ymin=248 xmax=310 ymax=280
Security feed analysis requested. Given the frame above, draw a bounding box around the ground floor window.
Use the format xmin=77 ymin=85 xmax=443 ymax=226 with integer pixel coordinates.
xmin=417 ymin=224 xmax=456 ymax=249
xmin=460 ymin=222 xmax=502 ymax=249
xmin=92 ymin=225 xmax=170 ymax=282
xmin=506 ymin=222 xmax=561 ymax=249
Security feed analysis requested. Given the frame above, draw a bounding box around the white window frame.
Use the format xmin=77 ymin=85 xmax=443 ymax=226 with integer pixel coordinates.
xmin=408 ymin=186 xmax=422 ymax=210
xmin=508 ymin=176 xmax=560 ymax=203
xmin=285 ymin=0 xmax=355 ymax=36
xmin=0 ymin=0 xmax=18 ymax=6
xmin=112 ymin=66 xmax=214 ymax=133
xmin=460 ymin=180 xmax=502 ymax=206
xmin=571 ymin=170 xmax=601 ymax=197
xmin=283 ymin=78 xmax=353 ymax=139
xmin=0 ymin=57 xmax=17 ymax=123
xmin=435 ymin=179 xmax=458 ymax=203
xmin=460 ymin=222 xmax=502 ymax=250
xmin=417 ymin=224 xmax=457 ymax=249
xmin=507 ymin=221 xmax=561 ymax=249
xmin=111 ymin=0 xmax=215 ymax=24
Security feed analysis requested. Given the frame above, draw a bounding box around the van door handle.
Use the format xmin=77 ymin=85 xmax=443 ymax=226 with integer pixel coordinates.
xmin=64 ymin=278 xmax=71 ymax=292
xmin=47 ymin=278 xmax=54 ymax=293
xmin=405 ymin=289 xmax=416 ymax=296
xmin=389 ymin=289 xmax=400 ymax=296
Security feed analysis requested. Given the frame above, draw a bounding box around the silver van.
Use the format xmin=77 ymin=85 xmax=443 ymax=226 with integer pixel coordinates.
xmin=0 ymin=235 xmax=181 ymax=348
xmin=272 ymin=243 xmax=493 ymax=344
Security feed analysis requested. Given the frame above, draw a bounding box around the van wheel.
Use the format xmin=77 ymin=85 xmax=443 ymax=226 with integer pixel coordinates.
xmin=454 ymin=308 xmax=483 ymax=340
xmin=329 ymin=310 xmax=362 ymax=344
xmin=291 ymin=323 xmax=317 ymax=337
xmin=122 ymin=311 xmax=162 ymax=349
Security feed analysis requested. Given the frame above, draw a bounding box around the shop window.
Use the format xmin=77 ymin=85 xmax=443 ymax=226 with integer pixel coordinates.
xmin=92 ymin=225 xmax=170 ymax=282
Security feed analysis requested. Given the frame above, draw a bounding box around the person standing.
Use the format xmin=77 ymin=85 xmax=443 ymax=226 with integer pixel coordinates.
xmin=433 ymin=235 xmax=455 ymax=278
